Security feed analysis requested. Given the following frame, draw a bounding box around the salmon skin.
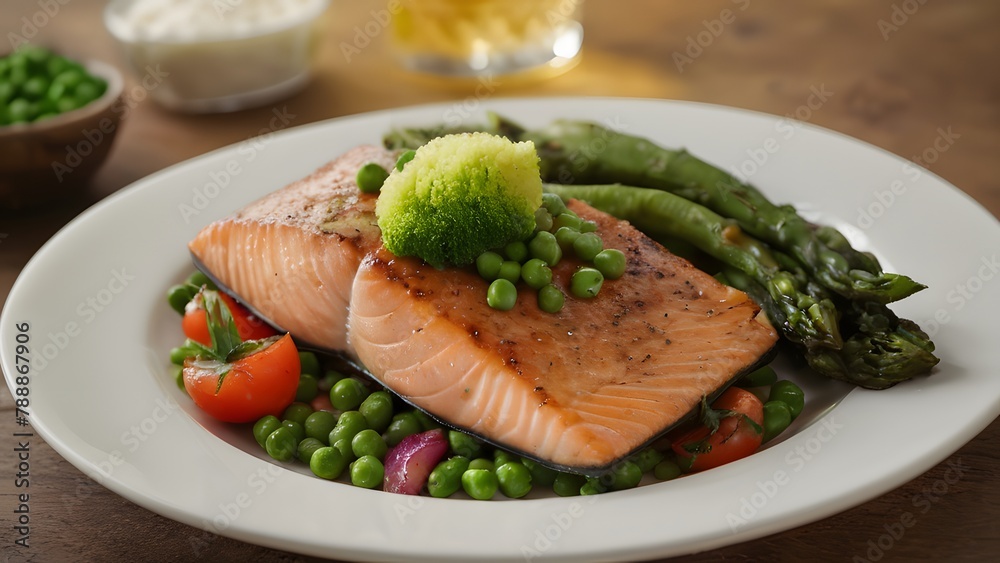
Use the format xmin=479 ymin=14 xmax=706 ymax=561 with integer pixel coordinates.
xmin=189 ymin=145 xmax=779 ymax=474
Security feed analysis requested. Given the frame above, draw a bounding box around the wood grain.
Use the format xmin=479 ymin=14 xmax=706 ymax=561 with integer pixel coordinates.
xmin=1 ymin=0 xmax=998 ymax=561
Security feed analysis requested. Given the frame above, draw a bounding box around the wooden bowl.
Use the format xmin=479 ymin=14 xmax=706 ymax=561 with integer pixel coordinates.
xmin=0 ymin=60 xmax=125 ymax=211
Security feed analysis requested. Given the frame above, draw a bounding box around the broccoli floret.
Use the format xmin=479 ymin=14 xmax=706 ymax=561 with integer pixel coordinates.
xmin=375 ymin=132 xmax=543 ymax=268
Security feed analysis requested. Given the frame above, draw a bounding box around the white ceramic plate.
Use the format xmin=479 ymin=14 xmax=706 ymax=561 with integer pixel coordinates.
xmin=3 ymin=98 xmax=998 ymax=562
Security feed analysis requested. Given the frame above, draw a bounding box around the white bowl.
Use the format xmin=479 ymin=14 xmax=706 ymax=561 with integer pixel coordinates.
xmin=104 ymin=0 xmax=329 ymax=113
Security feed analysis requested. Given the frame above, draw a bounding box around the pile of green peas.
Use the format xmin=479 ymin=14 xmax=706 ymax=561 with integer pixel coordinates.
xmin=246 ymin=353 xmax=804 ymax=498
xmin=0 ymin=46 xmax=108 ymax=126
xmin=477 ymin=193 xmax=627 ymax=313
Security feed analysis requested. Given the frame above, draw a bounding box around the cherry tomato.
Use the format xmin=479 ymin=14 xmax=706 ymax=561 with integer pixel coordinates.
xmin=183 ymin=333 xmax=300 ymax=423
xmin=183 ymin=291 xmax=276 ymax=346
xmin=673 ymin=387 xmax=764 ymax=472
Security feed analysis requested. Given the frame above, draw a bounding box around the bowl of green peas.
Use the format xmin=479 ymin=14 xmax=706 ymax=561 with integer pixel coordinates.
xmin=0 ymin=46 xmax=124 ymax=211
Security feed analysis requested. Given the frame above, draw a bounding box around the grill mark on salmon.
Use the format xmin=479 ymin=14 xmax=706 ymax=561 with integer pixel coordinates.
xmin=189 ymin=146 xmax=779 ymax=473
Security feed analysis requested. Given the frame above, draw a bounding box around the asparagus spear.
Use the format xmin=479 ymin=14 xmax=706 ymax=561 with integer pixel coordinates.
xmin=544 ymin=183 xmax=843 ymax=351
xmin=383 ymin=116 xmax=925 ymax=304
xmin=545 ymin=183 xmax=938 ymax=388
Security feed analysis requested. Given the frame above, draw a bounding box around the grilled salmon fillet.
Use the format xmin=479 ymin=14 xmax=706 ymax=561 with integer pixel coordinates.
xmin=189 ymin=145 xmax=779 ymax=472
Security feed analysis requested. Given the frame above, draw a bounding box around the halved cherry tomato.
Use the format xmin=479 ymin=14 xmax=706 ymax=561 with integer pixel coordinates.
xmin=673 ymin=387 xmax=764 ymax=472
xmin=183 ymin=291 xmax=277 ymax=346
xmin=183 ymin=333 xmax=300 ymax=423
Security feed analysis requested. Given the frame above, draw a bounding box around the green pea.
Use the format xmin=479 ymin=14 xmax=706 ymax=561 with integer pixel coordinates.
xmin=528 ymin=231 xmax=562 ymax=266
xmin=468 ymin=458 xmax=494 ymax=472
xmin=332 ymin=438 xmax=355 ymax=462
xmin=54 ymin=97 xmax=78 ymax=115
xmin=352 ymin=429 xmax=388 ymax=459
xmin=304 ymin=410 xmax=337 ymax=443
xmin=534 ymin=207 xmax=554 ymax=233
xmin=395 ymin=149 xmax=416 ymax=171
xmin=45 ymin=55 xmax=71 ymax=78
xmin=0 ymin=82 xmax=14 ymax=105
xmin=330 ymin=378 xmax=370 ymax=411
xmin=496 ymin=462 xmax=532 ymax=498
xmin=186 ymin=270 xmax=216 ymax=290
xmin=280 ymin=420 xmax=305 ymax=443
xmin=356 ymin=162 xmax=389 ymax=194
xmin=264 ymin=427 xmax=297 ymax=462
xmin=461 ymin=469 xmax=498 ymax=500
xmin=294 ymin=373 xmax=319 ymax=403
xmin=298 ymin=351 xmax=321 ymax=377
xmin=297 ymin=437 xmax=325 ymax=463
xmin=169 ymin=346 xmax=189 ymax=366
xmin=570 ymin=268 xmax=604 ymax=299
xmin=497 ymin=261 xmax=521 ymax=284
xmin=593 ymin=249 xmax=627 ymax=280
xmin=609 ymin=460 xmax=643 ymax=490
xmin=350 ymin=455 xmax=384 ymax=489
xmin=537 ymin=284 xmax=565 ymax=313
xmin=448 ymin=430 xmax=484 ymax=459
xmin=21 ymin=76 xmax=48 ymax=101
xmin=329 ymin=410 xmax=368 ymax=444
xmin=7 ymin=98 xmax=32 ymax=123
xmin=555 ymin=226 xmax=582 ymax=250
xmin=573 ymin=233 xmax=604 ymax=261
xmin=762 ymin=400 xmax=793 ymax=442
xmin=476 ymin=251 xmax=504 ymax=280
xmin=53 ymin=69 xmax=84 ymax=89
xmin=493 ymin=450 xmax=516 ymax=467
xmin=520 ymin=258 xmax=552 ymax=289
xmin=383 ymin=412 xmax=422 ymax=447
xmin=553 ymin=212 xmax=583 ymax=231
xmin=428 ymin=456 xmax=470 ymax=498
xmin=768 ymin=380 xmax=805 ymax=419
xmin=653 ymin=459 xmax=682 ymax=481
xmin=310 ymin=446 xmax=348 ymax=480
xmin=552 ymin=472 xmax=586 ymax=497
xmin=521 ymin=458 xmax=558 ymax=487
xmin=579 ymin=220 xmax=598 ymax=234
xmin=73 ymin=79 xmax=102 ymax=104
xmin=320 ymin=369 xmax=347 ymax=391
xmin=739 ymin=365 xmax=778 ymax=388
xmin=359 ymin=391 xmax=394 ymax=433
xmin=504 ymin=241 xmax=528 ymax=263
xmin=580 ymin=478 xmax=607 ymax=496
xmin=541 ymin=193 xmax=567 ymax=216
xmin=166 ymin=284 xmax=196 ymax=314
xmin=487 ymin=278 xmax=517 ymax=311
xmin=630 ymin=447 xmax=665 ymax=473
xmin=412 ymin=409 xmax=441 ymax=431
xmin=282 ymin=402 xmax=313 ymax=427
xmin=253 ymin=415 xmax=282 ymax=448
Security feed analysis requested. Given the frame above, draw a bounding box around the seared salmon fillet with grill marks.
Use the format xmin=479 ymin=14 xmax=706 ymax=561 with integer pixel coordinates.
xmin=189 ymin=146 xmax=778 ymax=472
xmin=347 ymin=199 xmax=778 ymax=471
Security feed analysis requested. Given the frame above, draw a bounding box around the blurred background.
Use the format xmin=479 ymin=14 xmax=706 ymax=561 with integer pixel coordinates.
xmin=1 ymin=0 xmax=998 ymax=561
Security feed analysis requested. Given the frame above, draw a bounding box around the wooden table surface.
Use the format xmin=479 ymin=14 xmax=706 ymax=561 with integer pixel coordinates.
xmin=2 ymin=0 xmax=998 ymax=561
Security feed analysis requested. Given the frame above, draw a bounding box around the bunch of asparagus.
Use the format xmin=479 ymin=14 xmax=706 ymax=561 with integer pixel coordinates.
xmin=384 ymin=114 xmax=939 ymax=389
